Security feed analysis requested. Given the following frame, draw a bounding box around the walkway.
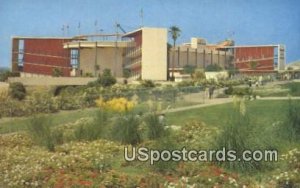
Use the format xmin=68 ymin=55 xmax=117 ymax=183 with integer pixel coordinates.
xmin=163 ymin=96 xmax=300 ymax=114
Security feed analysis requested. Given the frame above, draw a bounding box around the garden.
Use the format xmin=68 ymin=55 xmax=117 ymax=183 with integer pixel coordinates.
xmin=1 ymin=75 xmax=300 ymax=187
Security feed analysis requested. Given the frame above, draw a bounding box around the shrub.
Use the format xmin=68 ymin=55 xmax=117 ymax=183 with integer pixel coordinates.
xmin=177 ymin=80 xmax=195 ymax=87
xmin=52 ymin=67 xmax=63 ymax=77
xmin=87 ymin=69 xmax=116 ymax=87
xmin=215 ymin=99 xmax=261 ymax=172
xmin=98 ymin=69 xmax=117 ymax=87
xmin=123 ymin=68 xmax=131 ymax=78
xmin=74 ymin=109 xmax=108 ymax=141
xmin=27 ymin=91 xmax=59 ymax=114
xmin=112 ymin=113 xmax=141 ymax=145
xmin=27 ymin=115 xmax=63 ymax=151
xmin=95 ymin=97 xmax=135 ymax=113
xmin=279 ymin=99 xmax=300 ymax=142
xmin=192 ymin=69 xmax=206 ymax=80
xmin=183 ymin=65 xmax=196 ymax=74
xmin=224 ymin=86 xmax=252 ymax=96
xmin=0 ymin=71 xmax=20 ymax=81
xmin=9 ymin=82 xmax=26 ymax=100
xmin=144 ymin=113 xmax=166 ymax=140
xmin=205 ymin=64 xmax=223 ymax=72
xmin=140 ymin=80 xmax=155 ymax=88
xmin=151 ymin=134 xmax=178 ymax=173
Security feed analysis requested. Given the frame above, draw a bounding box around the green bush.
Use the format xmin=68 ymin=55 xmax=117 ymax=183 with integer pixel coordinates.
xmin=74 ymin=109 xmax=108 ymax=141
xmin=98 ymin=69 xmax=117 ymax=87
xmin=27 ymin=115 xmax=63 ymax=152
xmin=0 ymin=71 xmax=20 ymax=81
xmin=224 ymin=86 xmax=252 ymax=96
xmin=215 ymin=100 xmax=261 ymax=172
xmin=52 ymin=67 xmax=63 ymax=77
xmin=27 ymin=91 xmax=59 ymax=114
xmin=112 ymin=113 xmax=141 ymax=145
xmin=140 ymin=80 xmax=155 ymax=88
xmin=283 ymin=82 xmax=300 ymax=96
xmin=9 ymin=82 xmax=26 ymax=100
xmin=151 ymin=134 xmax=178 ymax=173
xmin=183 ymin=65 xmax=196 ymax=74
xmin=144 ymin=113 xmax=166 ymax=140
xmin=279 ymin=100 xmax=300 ymax=142
xmin=205 ymin=64 xmax=223 ymax=72
xmin=177 ymin=80 xmax=195 ymax=87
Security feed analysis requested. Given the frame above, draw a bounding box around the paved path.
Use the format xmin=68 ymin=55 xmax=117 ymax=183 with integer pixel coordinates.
xmin=257 ymin=96 xmax=300 ymax=100
xmin=163 ymin=96 xmax=300 ymax=114
xmin=163 ymin=97 xmax=233 ymax=113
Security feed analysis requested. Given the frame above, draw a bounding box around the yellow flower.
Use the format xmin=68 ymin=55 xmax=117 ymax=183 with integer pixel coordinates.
xmin=95 ymin=97 xmax=135 ymax=112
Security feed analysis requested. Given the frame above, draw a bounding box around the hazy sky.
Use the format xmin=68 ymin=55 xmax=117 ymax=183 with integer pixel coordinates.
xmin=0 ymin=0 xmax=299 ymax=67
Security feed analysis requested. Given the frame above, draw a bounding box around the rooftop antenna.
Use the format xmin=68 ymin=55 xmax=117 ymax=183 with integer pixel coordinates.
xmin=227 ymin=31 xmax=235 ymax=40
xmin=78 ymin=22 xmax=81 ymax=35
xmin=94 ymin=20 xmax=98 ymax=34
xmin=61 ymin=25 xmax=65 ymax=36
xmin=114 ymin=21 xmax=119 ymax=77
xmin=140 ymin=8 xmax=144 ymax=28
xmin=66 ymin=24 xmax=69 ymax=36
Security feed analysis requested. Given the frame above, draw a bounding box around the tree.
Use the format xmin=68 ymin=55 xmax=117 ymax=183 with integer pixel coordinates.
xmin=169 ymin=26 xmax=181 ymax=81
xmin=9 ymin=82 xmax=26 ymax=100
xmin=98 ymin=69 xmax=116 ymax=87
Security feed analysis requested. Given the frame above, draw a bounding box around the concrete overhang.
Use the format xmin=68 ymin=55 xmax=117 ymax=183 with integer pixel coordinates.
xmin=63 ymin=41 xmax=134 ymax=49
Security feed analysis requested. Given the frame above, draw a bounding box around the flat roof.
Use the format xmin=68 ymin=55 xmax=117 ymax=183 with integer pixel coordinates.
xmin=219 ymin=44 xmax=280 ymax=48
xmin=12 ymin=36 xmax=74 ymax=40
xmin=122 ymin=27 xmax=166 ymax=37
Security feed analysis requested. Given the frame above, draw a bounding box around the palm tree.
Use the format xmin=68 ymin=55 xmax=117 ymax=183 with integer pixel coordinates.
xmin=169 ymin=26 xmax=181 ymax=81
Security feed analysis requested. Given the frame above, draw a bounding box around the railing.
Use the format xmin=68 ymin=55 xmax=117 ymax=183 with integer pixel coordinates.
xmin=125 ymin=46 xmax=142 ymax=58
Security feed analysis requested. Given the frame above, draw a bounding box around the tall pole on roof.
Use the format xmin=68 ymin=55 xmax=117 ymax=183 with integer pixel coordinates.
xmin=61 ymin=25 xmax=65 ymax=36
xmin=94 ymin=20 xmax=98 ymax=34
xmin=66 ymin=24 xmax=69 ymax=36
xmin=140 ymin=8 xmax=144 ymax=28
xmin=78 ymin=22 xmax=81 ymax=35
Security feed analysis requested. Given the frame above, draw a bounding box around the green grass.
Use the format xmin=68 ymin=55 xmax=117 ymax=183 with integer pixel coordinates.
xmin=0 ymin=108 xmax=98 ymax=134
xmin=166 ymin=100 xmax=288 ymax=127
xmin=281 ymin=82 xmax=300 ymax=96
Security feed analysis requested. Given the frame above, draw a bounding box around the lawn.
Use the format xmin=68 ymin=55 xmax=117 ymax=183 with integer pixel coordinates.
xmin=1 ymin=99 xmax=300 ymax=187
xmin=166 ymin=100 xmax=288 ymax=127
xmin=0 ymin=108 xmax=97 ymax=134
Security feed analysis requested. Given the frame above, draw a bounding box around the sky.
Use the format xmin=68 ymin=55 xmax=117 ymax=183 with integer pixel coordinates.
xmin=0 ymin=0 xmax=299 ymax=68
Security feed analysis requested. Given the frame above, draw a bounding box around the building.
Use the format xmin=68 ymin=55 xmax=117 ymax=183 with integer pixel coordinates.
xmin=225 ymin=44 xmax=286 ymax=74
xmin=11 ymin=27 xmax=285 ymax=80
xmin=168 ymin=38 xmax=234 ymax=77
xmin=12 ymin=27 xmax=168 ymax=81
xmin=11 ymin=37 xmax=74 ymax=77
xmin=168 ymin=37 xmax=285 ymax=77
xmin=122 ymin=27 xmax=167 ymax=80
xmin=63 ymin=34 xmax=131 ymax=77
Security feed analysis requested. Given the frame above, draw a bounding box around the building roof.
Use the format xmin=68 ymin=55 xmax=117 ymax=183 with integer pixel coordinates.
xmin=122 ymin=27 xmax=166 ymax=37
xmin=12 ymin=36 xmax=74 ymax=40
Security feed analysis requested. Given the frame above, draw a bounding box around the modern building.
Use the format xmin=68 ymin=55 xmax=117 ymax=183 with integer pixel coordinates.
xmin=224 ymin=44 xmax=286 ymax=74
xmin=11 ymin=27 xmax=285 ymax=80
xmin=63 ymin=34 xmax=131 ymax=77
xmin=11 ymin=37 xmax=74 ymax=77
xmin=168 ymin=38 xmax=234 ymax=77
xmin=122 ymin=27 xmax=167 ymax=80
xmin=168 ymin=37 xmax=285 ymax=76
xmin=12 ymin=27 xmax=168 ymax=81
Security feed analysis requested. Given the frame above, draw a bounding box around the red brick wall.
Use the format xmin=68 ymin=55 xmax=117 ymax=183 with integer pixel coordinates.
xmin=23 ymin=39 xmax=72 ymax=76
xmin=234 ymin=46 xmax=275 ymax=73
